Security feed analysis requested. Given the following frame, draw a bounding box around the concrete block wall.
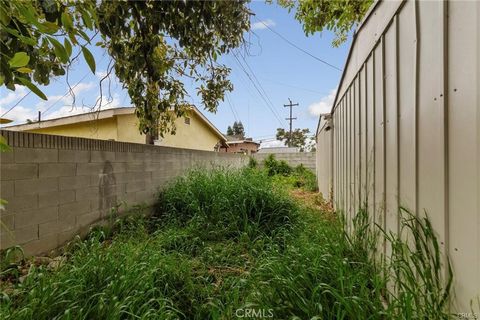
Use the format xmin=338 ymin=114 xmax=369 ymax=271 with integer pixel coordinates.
xmin=0 ymin=130 xmax=247 ymax=255
xmin=253 ymin=152 xmax=316 ymax=173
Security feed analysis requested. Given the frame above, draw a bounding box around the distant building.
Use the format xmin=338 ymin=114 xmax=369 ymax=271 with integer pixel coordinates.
xmin=258 ymin=147 xmax=299 ymax=154
xmin=220 ymin=135 xmax=260 ymax=155
xmin=4 ymin=106 xmax=227 ymax=152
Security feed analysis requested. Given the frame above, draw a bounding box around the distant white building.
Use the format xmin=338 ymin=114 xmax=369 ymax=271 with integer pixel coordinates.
xmin=257 ymin=147 xmax=299 ymax=154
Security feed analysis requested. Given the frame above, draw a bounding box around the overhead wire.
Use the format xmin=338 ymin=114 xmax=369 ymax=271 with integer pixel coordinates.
xmin=253 ymin=16 xmax=342 ymax=72
xmin=237 ymin=50 xmax=285 ymax=123
xmin=225 ymin=93 xmax=239 ymax=122
xmin=42 ymin=54 xmax=108 ymax=117
xmin=1 ymin=91 xmax=32 ymax=118
xmin=231 ymin=51 xmax=286 ymax=128
xmin=258 ymin=76 xmax=327 ymax=95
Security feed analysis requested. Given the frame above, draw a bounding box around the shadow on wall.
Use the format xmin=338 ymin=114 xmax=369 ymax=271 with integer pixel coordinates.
xmin=98 ymin=160 xmax=117 ymax=217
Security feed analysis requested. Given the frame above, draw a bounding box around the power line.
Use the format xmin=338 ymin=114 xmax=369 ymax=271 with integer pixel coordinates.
xmin=43 ymin=55 xmax=108 ymax=117
xmin=237 ymin=51 xmax=284 ymax=121
xmin=231 ymin=51 xmax=286 ymax=128
xmin=41 ymin=72 xmax=92 ymax=116
xmin=1 ymin=91 xmax=32 ymax=118
xmin=258 ymin=76 xmax=327 ymax=95
xmin=254 ymin=16 xmax=342 ymax=72
xmin=225 ymin=93 xmax=239 ymax=122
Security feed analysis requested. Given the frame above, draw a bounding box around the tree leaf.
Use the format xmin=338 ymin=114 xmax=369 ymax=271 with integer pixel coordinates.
xmin=81 ymin=9 xmax=93 ymax=29
xmin=82 ymin=47 xmax=96 ymax=73
xmin=48 ymin=37 xmax=68 ymax=63
xmin=61 ymin=12 xmax=73 ymax=30
xmin=16 ymin=67 xmax=33 ymax=73
xmin=42 ymin=21 xmax=59 ymax=34
xmin=9 ymin=52 xmax=30 ymax=68
xmin=17 ymin=77 xmax=47 ymax=100
xmin=64 ymin=38 xmax=72 ymax=58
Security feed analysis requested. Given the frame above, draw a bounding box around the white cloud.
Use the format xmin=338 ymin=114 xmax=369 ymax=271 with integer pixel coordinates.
xmin=308 ymin=88 xmax=337 ymax=117
xmin=251 ymin=19 xmax=276 ymax=30
xmin=44 ymin=93 xmax=128 ymax=120
xmin=36 ymin=81 xmax=96 ymax=112
xmin=1 ymin=81 xmax=129 ymax=125
xmin=0 ymin=87 xmax=28 ymax=106
xmin=3 ymin=105 xmax=37 ymax=124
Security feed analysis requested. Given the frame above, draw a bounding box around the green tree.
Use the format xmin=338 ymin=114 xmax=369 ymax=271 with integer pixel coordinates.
xmin=235 ymin=121 xmax=245 ymax=137
xmin=276 ymin=128 xmax=311 ymax=152
xmin=229 ymin=121 xmax=245 ymax=137
xmin=1 ymin=0 xmax=251 ymax=136
xmin=277 ymin=0 xmax=373 ymax=47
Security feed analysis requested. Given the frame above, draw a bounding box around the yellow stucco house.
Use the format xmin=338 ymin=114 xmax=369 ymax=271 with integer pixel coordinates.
xmin=4 ymin=107 xmax=227 ymax=151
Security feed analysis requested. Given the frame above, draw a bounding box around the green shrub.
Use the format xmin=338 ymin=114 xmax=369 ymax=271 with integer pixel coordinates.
xmin=268 ymin=163 xmax=318 ymax=192
xmin=247 ymin=156 xmax=257 ymax=168
xmin=154 ymin=168 xmax=298 ymax=241
xmin=263 ymin=154 xmax=292 ymax=176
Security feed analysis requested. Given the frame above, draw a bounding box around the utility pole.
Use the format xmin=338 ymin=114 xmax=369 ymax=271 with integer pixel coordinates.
xmin=283 ymin=98 xmax=298 ymax=147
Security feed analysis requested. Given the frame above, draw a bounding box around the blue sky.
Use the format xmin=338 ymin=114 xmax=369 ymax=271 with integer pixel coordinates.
xmin=0 ymin=1 xmax=351 ymax=147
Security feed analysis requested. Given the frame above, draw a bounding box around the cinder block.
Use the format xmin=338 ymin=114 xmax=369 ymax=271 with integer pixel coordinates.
xmin=75 ymin=186 xmax=100 ymax=201
xmin=14 ymin=224 xmax=38 ymax=244
xmin=135 ymin=190 xmax=155 ymax=204
xmin=22 ymin=233 xmax=59 ymax=256
xmin=1 ymin=164 xmax=38 ymax=180
xmin=59 ymin=150 xmax=90 ymax=163
xmin=126 ymin=163 xmax=144 ymax=172
xmin=39 ymin=163 xmax=76 ymax=178
xmin=0 ymin=150 xmax=14 ymax=164
xmin=15 ymin=177 xmax=58 ymax=195
xmin=126 ymin=180 xmax=145 ymax=193
xmin=0 ymin=213 xmax=14 ymax=230
xmin=3 ymin=194 xmax=38 ymax=214
xmin=39 ymin=190 xmax=75 ymax=208
xmin=115 ymin=152 xmax=135 ymax=162
xmin=1 ymin=233 xmax=15 ymax=250
xmin=113 ymin=172 xmax=136 ymax=184
xmin=76 ymin=211 xmax=101 ymax=227
xmin=121 ymin=191 xmax=137 ymax=204
xmin=59 ymin=175 xmax=91 ymax=190
xmin=59 ymin=201 xmax=90 ymax=218
xmin=114 ymin=184 xmax=126 ymax=197
xmin=15 ymin=148 xmax=58 ymax=163
xmin=91 ymin=151 xmax=115 ymax=163
xmin=0 ymin=181 xmax=14 ymax=198
xmin=39 ymin=219 xmax=74 ymax=237
xmin=77 ymin=163 xmax=109 ymax=176
xmin=15 ymin=206 xmax=58 ymax=228
xmin=58 ymin=229 xmax=79 ymax=247
xmin=111 ymin=162 xmax=127 ymax=173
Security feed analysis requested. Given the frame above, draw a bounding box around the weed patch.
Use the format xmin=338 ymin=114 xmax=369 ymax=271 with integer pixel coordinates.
xmin=0 ymin=168 xmax=453 ymax=319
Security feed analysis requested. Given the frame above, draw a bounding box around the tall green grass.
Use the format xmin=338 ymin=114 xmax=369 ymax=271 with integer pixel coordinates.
xmin=154 ymin=168 xmax=298 ymax=241
xmin=0 ymin=168 xmax=453 ymax=319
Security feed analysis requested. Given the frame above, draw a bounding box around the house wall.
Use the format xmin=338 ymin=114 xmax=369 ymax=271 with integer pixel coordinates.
xmin=220 ymin=142 xmax=259 ymax=155
xmin=155 ymin=111 xmax=223 ymax=151
xmin=116 ymin=114 xmax=146 ymax=144
xmin=0 ymin=130 xmax=247 ymax=256
xmin=28 ymin=117 xmax=120 ymax=141
xmin=316 ymin=0 xmax=479 ymax=311
xmin=15 ymin=111 xmax=223 ymax=151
